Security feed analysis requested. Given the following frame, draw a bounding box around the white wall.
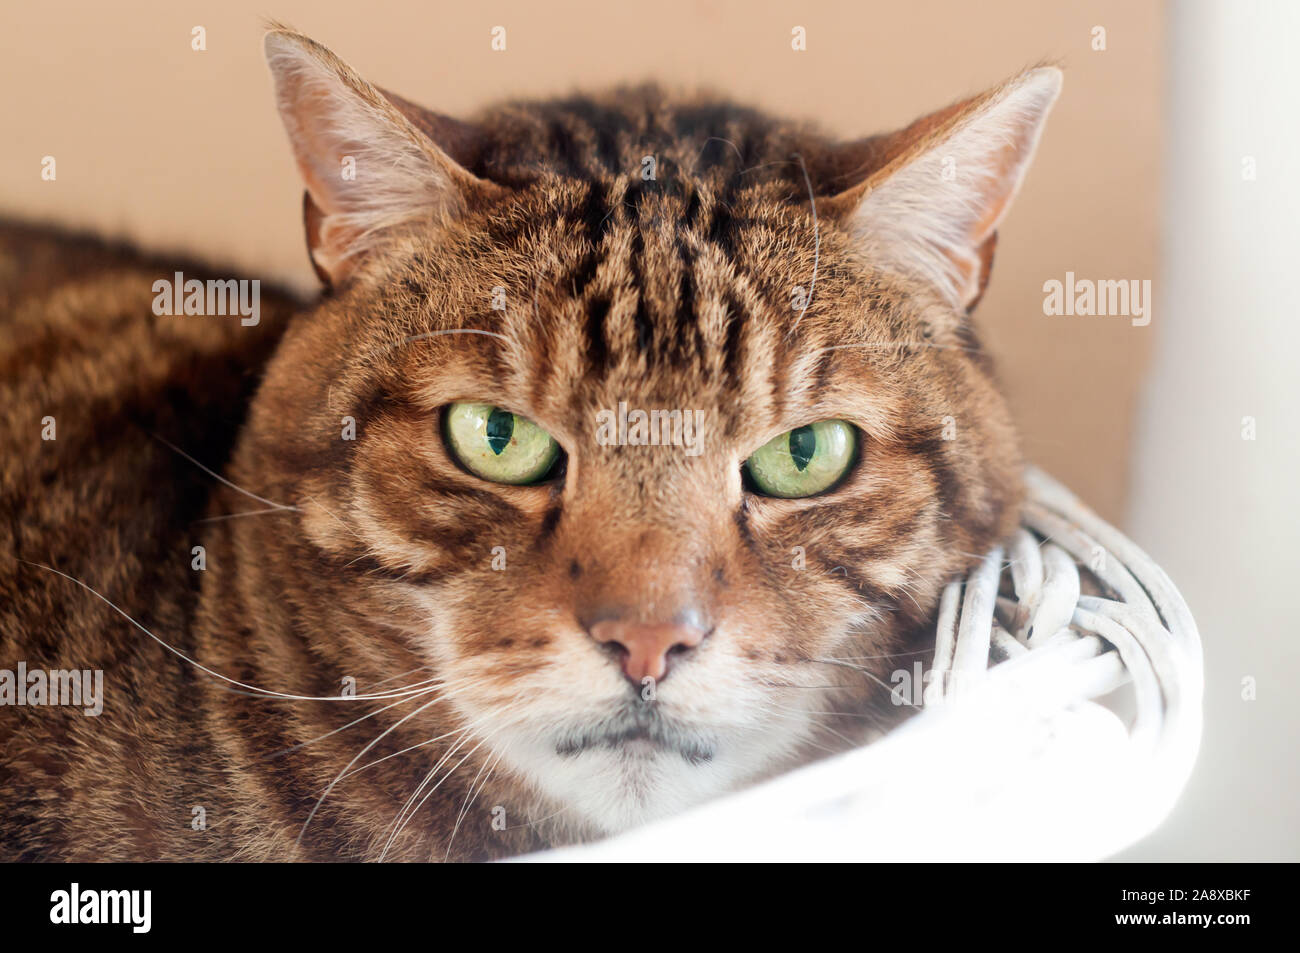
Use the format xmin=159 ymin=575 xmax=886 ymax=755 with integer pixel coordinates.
xmin=1121 ymin=0 xmax=1300 ymax=860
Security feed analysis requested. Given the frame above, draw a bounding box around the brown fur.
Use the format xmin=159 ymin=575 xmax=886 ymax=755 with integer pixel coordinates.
xmin=0 ymin=32 xmax=1044 ymax=860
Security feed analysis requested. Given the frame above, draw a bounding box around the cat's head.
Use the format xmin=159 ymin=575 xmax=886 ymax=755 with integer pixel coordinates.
xmin=242 ymin=29 xmax=1058 ymax=834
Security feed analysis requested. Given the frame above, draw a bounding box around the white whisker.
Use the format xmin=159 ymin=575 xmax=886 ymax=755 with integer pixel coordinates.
xmin=298 ymin=692 xmax=447 ymax=847
xmin=19 ymin=560 xmax=437 ymax=703
xmin=149 ymin=432 xmax=297 ymax=511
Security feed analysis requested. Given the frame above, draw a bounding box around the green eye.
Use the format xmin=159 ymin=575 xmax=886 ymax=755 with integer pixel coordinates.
xmin=443 ymin=402 xmax=561 ymax=485
xmin=743 ymin=420 xmax=857 ymax=498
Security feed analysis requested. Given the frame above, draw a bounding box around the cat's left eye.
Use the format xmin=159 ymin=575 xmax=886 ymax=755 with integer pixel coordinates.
xmin=743 ymin=419 xmax=857 ymax=498
xmin=443 ymin=402 xmax=561 ymax=485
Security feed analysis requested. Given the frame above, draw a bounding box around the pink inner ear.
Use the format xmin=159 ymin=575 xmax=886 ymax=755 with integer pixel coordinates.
xmin=967 ymin=231 xmax=998 ymax=314
xmin=264 ymin=29 xmax=505 ymax=286
xmin=302 ymin=191 xmax=338 ymax=288
xmin=819 ymin=68 xmax=1061 ymax=312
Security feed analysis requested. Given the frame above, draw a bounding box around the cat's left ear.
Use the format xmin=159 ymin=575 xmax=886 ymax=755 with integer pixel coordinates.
xmin=263 ymin=28 xmax=505 ymax=287
xmin=824 ymin=67 xmax=1061 ymax=312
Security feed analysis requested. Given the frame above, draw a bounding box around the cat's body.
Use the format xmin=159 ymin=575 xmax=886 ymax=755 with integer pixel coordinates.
xmin=0 ymin=223 xmax=298 ymax=858
xmin=0 ymin=31 xmax=1058 ymax=860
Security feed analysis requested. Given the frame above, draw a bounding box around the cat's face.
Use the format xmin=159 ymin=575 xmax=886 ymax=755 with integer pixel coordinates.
xmin=243 ymin=31 xmax=1057 ymax=834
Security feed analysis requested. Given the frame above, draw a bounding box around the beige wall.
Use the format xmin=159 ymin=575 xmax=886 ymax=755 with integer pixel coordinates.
xmin=0 ymin=0 xmax=1162 ymax=522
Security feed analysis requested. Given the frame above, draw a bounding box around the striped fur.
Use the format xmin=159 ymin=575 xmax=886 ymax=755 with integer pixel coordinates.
xmin=0 ymin=31 xmax=1051 ymax=860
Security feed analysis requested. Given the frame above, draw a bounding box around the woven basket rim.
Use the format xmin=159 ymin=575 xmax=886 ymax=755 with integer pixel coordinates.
xmin=528 ymin=466 xmax=1204 ymax=862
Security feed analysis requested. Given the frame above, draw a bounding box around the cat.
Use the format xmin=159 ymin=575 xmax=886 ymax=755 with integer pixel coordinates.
xmin=0 ymin=27 xmax=1059 ymax=861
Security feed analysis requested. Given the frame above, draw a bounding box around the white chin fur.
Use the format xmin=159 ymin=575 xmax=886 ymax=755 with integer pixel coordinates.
xmin=495 ymin=722 xmax=805 ymax=835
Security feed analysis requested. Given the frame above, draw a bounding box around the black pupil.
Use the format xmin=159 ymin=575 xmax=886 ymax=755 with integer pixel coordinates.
xmin=789 ymin=425 xmax=816 ymax=471
xmin=485 ymin=409 xmax=514 ymax=455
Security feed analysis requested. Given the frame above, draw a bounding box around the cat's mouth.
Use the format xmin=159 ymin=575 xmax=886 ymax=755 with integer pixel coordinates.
xmin=554 ymin=710 xmax=715 ymax=765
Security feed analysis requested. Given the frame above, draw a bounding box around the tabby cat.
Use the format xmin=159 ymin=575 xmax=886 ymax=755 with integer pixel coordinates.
xmin=0 ymin=28 xmax=1059 ymax=860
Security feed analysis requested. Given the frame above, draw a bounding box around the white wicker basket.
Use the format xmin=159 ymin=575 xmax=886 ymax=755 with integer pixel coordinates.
xmin=534 ymin=466 xmax=1203 ymax=861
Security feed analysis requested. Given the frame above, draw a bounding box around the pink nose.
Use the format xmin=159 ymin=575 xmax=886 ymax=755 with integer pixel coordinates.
xmin=589 ymin=619 xmax=707 ymax=683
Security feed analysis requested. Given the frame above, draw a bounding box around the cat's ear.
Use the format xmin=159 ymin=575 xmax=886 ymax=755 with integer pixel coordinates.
xmin=824 ymin=67 xmax=1061 ymax=312
xmin=263 ymin=29 xmax=504 ymax=286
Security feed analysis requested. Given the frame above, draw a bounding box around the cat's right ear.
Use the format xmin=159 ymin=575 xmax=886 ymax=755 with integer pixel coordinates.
xmin=263 ymin=29 xmax=504 ymax=287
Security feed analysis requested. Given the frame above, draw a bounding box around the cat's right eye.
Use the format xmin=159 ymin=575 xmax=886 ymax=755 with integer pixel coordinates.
xmin=443 ymin=402 xmax=562 ymax=485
